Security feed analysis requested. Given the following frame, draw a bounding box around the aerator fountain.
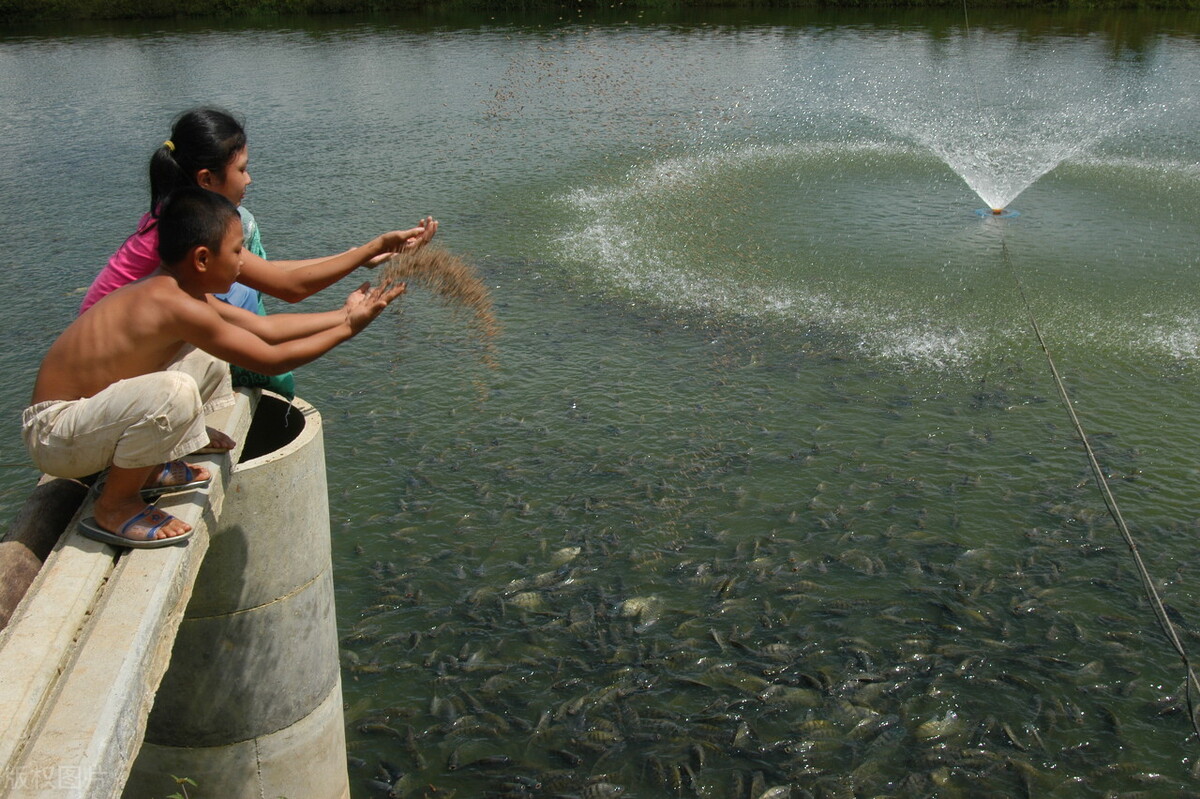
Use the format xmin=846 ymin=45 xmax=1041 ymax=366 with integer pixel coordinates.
xmin=976 ymin=207 xmax=1020 ymax=218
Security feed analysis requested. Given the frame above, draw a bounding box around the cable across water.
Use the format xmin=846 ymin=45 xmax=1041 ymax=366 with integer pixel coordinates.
xmin=957 ymin=0 xmax=1199 ymax=739
xmin=999 ymin=231 xmax=1200 ymax=741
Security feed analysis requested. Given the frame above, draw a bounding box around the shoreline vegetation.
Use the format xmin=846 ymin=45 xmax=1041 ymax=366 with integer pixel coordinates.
xmin=1 ymin=0 xmax=1197 ymax=23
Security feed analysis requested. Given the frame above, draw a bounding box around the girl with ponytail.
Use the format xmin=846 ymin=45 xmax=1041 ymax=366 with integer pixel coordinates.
xmin=81 ymin=107 xmax=435 ymax=395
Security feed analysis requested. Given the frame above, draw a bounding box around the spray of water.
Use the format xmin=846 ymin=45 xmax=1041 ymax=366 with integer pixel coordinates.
xmin=837 ymin=35 xmax=1150 ymax=210
xmin=532 ymin=27 xmax=1195 ymax=368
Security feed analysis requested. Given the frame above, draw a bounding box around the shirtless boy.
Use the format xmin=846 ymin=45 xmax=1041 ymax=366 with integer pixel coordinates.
xmin=23 ymin=187 xmax=412 ymax=548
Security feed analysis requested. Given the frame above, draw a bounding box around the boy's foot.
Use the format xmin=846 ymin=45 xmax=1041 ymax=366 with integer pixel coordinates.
xmin=193 ymin=426 xmax=236 ymax=455
xmin=141 ymin=461 xmax=211 ymax=497
xmin=79 ymin=507 xmax=193 ymax=549
xmin=91 ymin=461 xmax=211 ymax=500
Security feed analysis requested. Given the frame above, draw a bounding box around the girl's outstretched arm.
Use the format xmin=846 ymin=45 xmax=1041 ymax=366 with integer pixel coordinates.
xmin=234 ymin=217 xmax=435 ymax=303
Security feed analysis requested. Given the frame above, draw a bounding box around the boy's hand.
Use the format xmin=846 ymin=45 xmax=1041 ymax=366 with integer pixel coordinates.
xmin=368 ymin=217 xmax=438 ymax=266
xmin=345 ymin=279 xmax=407 ymax=333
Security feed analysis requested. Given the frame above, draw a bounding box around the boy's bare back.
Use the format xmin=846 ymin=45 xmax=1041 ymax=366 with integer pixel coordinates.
xmin=32 ymin=274 xmax=210 ymax=405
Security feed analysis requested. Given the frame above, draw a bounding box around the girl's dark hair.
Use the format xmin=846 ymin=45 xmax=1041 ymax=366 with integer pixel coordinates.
xmin=149 ymin=107 xmax=246 ymax=217
xmin=157 ymin=187 xmax=240 ymax=268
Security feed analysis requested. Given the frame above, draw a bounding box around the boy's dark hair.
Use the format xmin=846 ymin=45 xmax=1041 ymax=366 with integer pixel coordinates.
xmin=150 ymin=107 xmax=247 ymax=216
xmin=157 ymin=187 xmax=240 ymax=268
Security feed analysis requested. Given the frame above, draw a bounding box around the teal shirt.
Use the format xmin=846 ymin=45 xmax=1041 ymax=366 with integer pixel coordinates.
xmin=241 ymin=205 xmax=266 ymax=261
xmin=227 ymin=207 xmax=296 ymax=399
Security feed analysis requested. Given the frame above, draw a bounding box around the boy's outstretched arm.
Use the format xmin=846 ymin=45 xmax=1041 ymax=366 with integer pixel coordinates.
xmin=210 ymin=297 xmax=347 ymax=344
xmin=181 ymin=280 xmax=407 ymax=375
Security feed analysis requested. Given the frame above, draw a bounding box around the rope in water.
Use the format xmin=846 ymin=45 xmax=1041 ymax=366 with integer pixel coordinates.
xmin=960 ymin=0 xmax=1199 ymax=738
xmin=1000 ymin=233 xmax=1200 ymax=740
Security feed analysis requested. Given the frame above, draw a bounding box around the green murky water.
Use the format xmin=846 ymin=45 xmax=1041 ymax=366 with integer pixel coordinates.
xmin=2 ymin=9 xmax=1200 ymax=797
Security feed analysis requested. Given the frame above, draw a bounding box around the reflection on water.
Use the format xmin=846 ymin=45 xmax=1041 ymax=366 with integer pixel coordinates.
xmin=1 ymin=10 xmax=1200 ymax=798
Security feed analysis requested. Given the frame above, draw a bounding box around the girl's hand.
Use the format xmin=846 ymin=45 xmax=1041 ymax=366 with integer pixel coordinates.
xmin=372 ymin=217 xmax=439 ymax=261
xmin=402 ymin=217 xmax=437 ymax=251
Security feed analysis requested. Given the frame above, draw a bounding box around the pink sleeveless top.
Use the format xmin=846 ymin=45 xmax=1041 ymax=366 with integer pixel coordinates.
xmin=80 ymin=213 xmax=159 ymax=314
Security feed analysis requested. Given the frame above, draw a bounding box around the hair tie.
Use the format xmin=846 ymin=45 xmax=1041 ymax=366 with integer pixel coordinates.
xmin=163 ymin=139 xmax=175 ymax=153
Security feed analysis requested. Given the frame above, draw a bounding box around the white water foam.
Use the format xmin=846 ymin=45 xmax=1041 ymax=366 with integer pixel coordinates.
xmin=556 ymin=142 xmax=985 ymax=369
xmin=1068 ymin=153 xmax=1200 ymax=181
xmin=1143 ymin=316 xmax=1200 ymax=361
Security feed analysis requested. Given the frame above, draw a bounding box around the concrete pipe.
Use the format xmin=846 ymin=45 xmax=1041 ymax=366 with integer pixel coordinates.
xmin=124 ymin=393 xmax=349 ymax=799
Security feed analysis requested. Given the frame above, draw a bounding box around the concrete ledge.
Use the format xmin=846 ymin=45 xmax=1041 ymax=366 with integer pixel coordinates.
xmin=0 ymin=476 xmax=90 ymax=629
xmin=0 ymin=389 xmax=258 ymax=799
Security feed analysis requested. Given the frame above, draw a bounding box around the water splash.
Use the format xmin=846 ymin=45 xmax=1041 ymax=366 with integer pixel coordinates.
xmin=546 ymin=28 xmax=1197 ymax=370
xmin=830 ymin=34 xmax=1153 ymax=211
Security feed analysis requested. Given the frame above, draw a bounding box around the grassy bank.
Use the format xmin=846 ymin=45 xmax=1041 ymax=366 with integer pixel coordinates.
xmin=1 ymin=0 xmax=1196 ymax=23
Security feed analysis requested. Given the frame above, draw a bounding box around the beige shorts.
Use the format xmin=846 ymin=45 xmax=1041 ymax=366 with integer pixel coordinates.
xmin=21 ymin=346 xmax=235 ymax=478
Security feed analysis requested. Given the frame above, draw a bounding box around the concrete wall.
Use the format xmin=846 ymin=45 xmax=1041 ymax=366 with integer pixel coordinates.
xmin=123 ymin=394 xmax=349 ymax=799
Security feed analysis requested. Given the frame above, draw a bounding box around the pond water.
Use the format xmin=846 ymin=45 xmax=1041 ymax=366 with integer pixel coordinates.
xmin=2 ymin=8 xmax=1200 ymax=797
